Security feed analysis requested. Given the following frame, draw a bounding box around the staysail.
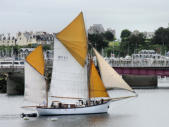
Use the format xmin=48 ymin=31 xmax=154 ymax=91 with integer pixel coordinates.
xmin=93 ymin=48 xmax=134 ymax=92
xmin=24 ymin=45 xmax=47 ymax=104
xmin=50 ymin=12 xmax=88 ymax=99
xmin=89 ymin=60 xmax=109 ymax=98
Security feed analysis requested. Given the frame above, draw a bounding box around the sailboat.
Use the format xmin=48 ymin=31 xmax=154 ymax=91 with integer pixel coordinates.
xmin=24 ymin=12 xmax=137 ymax=116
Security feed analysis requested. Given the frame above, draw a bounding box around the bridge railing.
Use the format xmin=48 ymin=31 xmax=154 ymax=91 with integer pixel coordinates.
xmin=107 ymin=59 xmax=169 ymax=67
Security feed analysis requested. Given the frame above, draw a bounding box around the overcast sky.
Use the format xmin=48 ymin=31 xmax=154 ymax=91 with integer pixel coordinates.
xmin=0 ymin=0 xmax=169 ymax=38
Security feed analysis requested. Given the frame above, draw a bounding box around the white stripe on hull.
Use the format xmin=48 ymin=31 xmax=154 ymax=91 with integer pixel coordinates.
xmin=37 ymin=102 xmax=110 ymax=116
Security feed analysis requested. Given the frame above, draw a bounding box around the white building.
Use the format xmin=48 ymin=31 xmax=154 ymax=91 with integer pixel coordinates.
xmin=0 ymin=34 xmax=16 ymax=46
xmin=16 ymin=32 xmax=37 ymax=46
xmin=0 ymin=31 xmax=54 ymax=46
xmin=143 ymin=32 xmax=154 ymax=39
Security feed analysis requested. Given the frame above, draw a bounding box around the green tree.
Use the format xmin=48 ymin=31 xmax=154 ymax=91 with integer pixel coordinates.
xmin=128 ymin=33 xmax=146 ymax=53
xmin=103 ymin=31 xmax=115 ymax=41
xmin=88 ymin=33 xmax=108 ymax=53
xmin=120 ymin=29 xmax=131 ymax=41
xmin=119 ymin=29 xmax=132 ymax=56
xmin=152 ymin=27 xmax=169 ymax=54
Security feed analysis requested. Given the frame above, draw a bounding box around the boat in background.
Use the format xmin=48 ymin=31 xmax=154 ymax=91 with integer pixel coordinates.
xmin=23 ymin=12 xmax=137 ymax=116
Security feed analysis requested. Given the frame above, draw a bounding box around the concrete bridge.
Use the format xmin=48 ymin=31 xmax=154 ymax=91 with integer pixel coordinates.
xmin=2 ymin=58 xmax=169 ymax=95
xmin=0 ymin=60 xmax=52 ymax=95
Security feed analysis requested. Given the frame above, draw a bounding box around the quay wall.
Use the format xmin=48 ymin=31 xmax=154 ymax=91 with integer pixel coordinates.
xmin=5 ymin=73 xmax=158 ymax=95
xmin=122 ymin=75 xmax=157 ymax=88
xmin=7 ymin=72 xmax=24 ymax=95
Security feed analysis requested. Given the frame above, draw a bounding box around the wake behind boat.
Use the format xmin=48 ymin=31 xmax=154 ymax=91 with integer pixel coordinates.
xmin=23 ymin=12 xmax=137 ymax=116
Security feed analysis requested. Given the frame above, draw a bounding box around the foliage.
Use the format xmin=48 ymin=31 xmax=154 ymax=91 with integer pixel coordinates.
xmin=120 ymin=29 xmax=131 ymax=41
xmin=103 ymin=31 xmax=115 ymax=41
xmin=88 ymin=33 xmax=108 ymax=53
xmin=152 ymin=27 xmax=169 ymax=49
xmin=88 ymin=30 xmax=115 ymax=54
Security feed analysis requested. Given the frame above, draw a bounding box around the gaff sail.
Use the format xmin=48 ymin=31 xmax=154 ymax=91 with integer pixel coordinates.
xmin=24 ymin=45 xmax=47 ymax=104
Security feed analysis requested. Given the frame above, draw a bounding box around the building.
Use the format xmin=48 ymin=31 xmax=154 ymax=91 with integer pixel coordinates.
xmin=16 ymin=31 xmax=54 ymax=46
xmin=132 ymin=30 xmax=140 ymax=35
xmin=16 ymin=32 xmax=37 ymax=46
xmin=143 ymin=32 xmax=154 ymax=39
xmin=88 ymin=24 xmax=105 ymax=34
xmin=35 ymin=32 xmax=54 ymax=45
xmin=0 ymin=34 xmax=16 ymax=46
xmin=0 ymin=31 xmax=54 ymax=46
xmin=107 ymin=28 xmax=116 ymax=36
xmin=18 ymin=48 xmax=53 ymax=60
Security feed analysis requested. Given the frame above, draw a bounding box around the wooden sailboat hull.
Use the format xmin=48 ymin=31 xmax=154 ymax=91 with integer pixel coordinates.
xmin=36 ymin=102 xmax=111 ymax=116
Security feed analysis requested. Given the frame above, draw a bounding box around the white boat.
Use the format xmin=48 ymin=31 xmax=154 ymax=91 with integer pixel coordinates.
xmin=36 ymin=101 xmax=111 ymax=116
xmin=23 ymin=12 xmax=136 ymax=116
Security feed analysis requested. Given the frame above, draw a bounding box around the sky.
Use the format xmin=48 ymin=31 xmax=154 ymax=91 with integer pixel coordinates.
xmin=0 ymin=0 xmax=169 ymax=38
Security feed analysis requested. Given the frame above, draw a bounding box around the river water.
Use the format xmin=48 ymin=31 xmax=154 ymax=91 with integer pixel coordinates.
xmin=0 ymin=82 xmax=169 ymax=127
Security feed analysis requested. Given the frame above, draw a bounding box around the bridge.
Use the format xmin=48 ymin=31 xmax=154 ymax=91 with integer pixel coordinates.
xmin=0 ymin=60 xmax=52 ymax=95
xmin=114 ymin=67 xmax=169 ymax=76
xmin=0 ymin=60 xmax=52 ymax=73
xmin=105 ymin=58 xmax=169 ymax=76
xmin=1 ymin=58 xmax=169 ymax=95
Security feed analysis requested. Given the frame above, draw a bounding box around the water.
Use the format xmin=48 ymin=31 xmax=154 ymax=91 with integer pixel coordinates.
xmin=0 ymin=88 xmax=169 ymax=127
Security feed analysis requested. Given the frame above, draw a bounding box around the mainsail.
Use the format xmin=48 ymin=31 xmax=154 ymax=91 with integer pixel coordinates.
xmin=50 ymin=12 xmax=88 ymax=99
xmin=93 ymin=48 xmax=134 ymax=92
xmin=24 ymin=45 xmax=47 ymax=104
xmin=89 ymin=60 xmax=109 ymax=98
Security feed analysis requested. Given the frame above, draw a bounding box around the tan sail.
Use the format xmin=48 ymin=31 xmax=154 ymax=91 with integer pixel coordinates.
xmin=56 ymin=12 xmax=87 ymax=67
xmin=26 ymin=45 xmax=45 ymax=75
xmin=93 ymin=48 xmax=134 ymax=92
xmin=89 ymin=60 xmax=109 ymax=98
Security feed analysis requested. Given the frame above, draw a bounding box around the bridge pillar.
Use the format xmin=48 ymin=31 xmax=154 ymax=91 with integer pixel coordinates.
xmin=7 ymin=72 xmax=24 ymax=95
xmin=122 ymin=75 xmax=157 ymax=88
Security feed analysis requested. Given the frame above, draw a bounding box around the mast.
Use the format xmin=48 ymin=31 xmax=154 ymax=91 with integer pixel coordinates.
xmin=45 ymin=72 xmax=48 ymax=107
xmin=44 ymin=46 xmax=48 ymax=107
xmin=46 ymin=81 xmax=48 ymax=107
xmin=87 ymin=54 xmax=91 ymax=100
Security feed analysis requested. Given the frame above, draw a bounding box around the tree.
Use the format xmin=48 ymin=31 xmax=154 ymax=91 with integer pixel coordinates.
xmin=103 ymin=31 xmax=115 ymax=41
xmin=120 ymin=29 xmax=131 ymax=41
xmin=88 ymin=33 xmax=108 ymax=53
xmin=152 ymin=27 xmax=169 ymax=53
xmin=119 ymin=29 xmax=132 ymax=56
xmin=128 ymin=33 xmax=145 ymax=53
